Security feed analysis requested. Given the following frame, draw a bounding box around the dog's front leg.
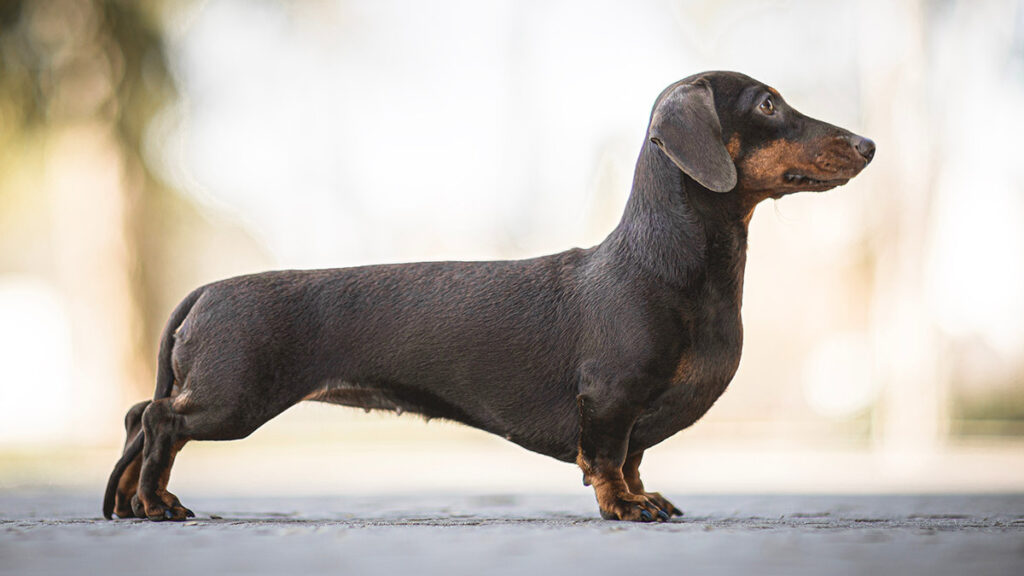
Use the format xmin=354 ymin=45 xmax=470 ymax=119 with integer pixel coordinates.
xmin=622 ymin=451 xmax=683 ymax=517
xmin=576 ymin=388 xmax=668 ymax=522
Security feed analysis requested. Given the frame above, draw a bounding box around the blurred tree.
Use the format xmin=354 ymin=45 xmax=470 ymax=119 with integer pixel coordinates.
xmin=0 ymin=0 xmax=195 ymax=407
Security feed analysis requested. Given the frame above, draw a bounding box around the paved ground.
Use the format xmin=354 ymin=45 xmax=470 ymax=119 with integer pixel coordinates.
xmin=2 ymin=491 xmax=1022 ymax=575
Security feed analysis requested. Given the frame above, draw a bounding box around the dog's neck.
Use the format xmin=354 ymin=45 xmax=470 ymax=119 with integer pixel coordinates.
xmin=602 ymin=140 xmax=754 ymax=292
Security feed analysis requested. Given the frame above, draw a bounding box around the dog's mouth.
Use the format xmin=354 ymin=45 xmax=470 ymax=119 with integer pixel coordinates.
xmin=782 ymin=172 xmax=849 ymax=191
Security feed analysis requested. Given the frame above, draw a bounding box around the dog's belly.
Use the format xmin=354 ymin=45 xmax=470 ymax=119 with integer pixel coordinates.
xmin=304 ymin=379 xmax=581 ymax=462
xmin=304 ymin=383 xmax=407 ymax=413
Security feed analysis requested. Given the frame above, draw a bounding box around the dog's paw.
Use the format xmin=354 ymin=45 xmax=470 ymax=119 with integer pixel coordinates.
xmin=152 ymin=503 xmax=193 ymax=521
xmin=599 ymin=492 xmax=668 ymax=522
xmin=131 ymin=492 xmax=193 ymax=522
xmin=161 ymin=491 xmax=195 ymax=520
xmin=640 ymin=491 xmax=683 ymax=518
xmin=146 ymin=502 xmax=193 ymax=522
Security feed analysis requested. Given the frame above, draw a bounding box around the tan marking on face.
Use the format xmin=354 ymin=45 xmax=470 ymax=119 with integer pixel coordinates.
xmin=737 ymin=139 xmax=815 ymax=190
xmin=726 ymin=134 xmax=741 ymax=160
xmin=767 ymin=86 xmax=781 ymax=97
xmin=736 ymin=135 xmax=867 ymax=197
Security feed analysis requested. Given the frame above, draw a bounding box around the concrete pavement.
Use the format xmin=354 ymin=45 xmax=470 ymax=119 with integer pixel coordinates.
xmin=2 ymin=491 xmax=1022 ymax=575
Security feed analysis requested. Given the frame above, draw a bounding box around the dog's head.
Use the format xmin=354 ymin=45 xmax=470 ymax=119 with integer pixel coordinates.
xmin=648 ymin=71 xmax=874 ymax=199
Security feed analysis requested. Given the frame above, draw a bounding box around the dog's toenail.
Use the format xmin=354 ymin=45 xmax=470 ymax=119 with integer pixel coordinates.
xmin=640 ymin=510 xmax=652 ymax=521
xmin=164 ymin=509 xmax=173 ymax=519
xmin=658 ymin=510 xmax=669 ymax=521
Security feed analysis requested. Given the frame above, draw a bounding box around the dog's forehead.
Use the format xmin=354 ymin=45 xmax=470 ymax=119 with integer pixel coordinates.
xmin=713 ymin=73 xmax=776 ymax=101
xmin=654 ymin=72 xmax=749 ymax=106
xmin=650 ymin=72 xmax=788 ymax=125
xmin=680 ymin=71 xmax=779 ymax=105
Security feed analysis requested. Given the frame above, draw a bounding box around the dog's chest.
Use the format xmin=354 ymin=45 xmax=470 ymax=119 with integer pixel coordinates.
xmin=669 ymin=303 xmax=743 ymax=403
xmin=634 ymin=286 xmax=745 ymax=446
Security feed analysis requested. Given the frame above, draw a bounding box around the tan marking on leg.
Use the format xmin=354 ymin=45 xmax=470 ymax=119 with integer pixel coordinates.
xmin=578 ymin=450 xmax=659 ymax=521
xmin=622 ymin=452 xmax=645 ymax=495
xmin=155 ymin=439 xmax=192 ymax=520
xmin=621 ymin=451 xmax=683 ymax=517
xmin=156 ymin=439 xmax=187 ymax=496
xmin=114 ymin=455 xmax=142 ymax=518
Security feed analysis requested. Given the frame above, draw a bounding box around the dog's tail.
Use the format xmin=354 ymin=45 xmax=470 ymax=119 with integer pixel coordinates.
xmin=102 ymin=287 xmax=204 ymax=520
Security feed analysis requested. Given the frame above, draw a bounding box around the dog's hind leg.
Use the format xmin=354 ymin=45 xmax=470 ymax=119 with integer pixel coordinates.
xmin=131 ymin=398 xmax=194 ymax=521
xmin=131 ymin=437 xmax=192 ymax=520
xmin=131 ymin=369 xmax=310 ymax=521
xmin=111 ymin=400 xmax=149 ymax=518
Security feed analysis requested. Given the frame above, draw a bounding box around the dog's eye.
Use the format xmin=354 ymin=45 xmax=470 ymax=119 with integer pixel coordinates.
xmin=758 ymin=96 xmax=775 ymax=115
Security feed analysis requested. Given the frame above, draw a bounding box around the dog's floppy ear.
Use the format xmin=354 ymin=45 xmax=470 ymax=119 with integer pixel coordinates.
xmin=649 ymin=80 xmax=737 ymax=193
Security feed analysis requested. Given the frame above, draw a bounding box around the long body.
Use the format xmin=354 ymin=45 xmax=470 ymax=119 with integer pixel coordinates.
xmin=104 ymin=71 xmax=873 ymax=522
xmin=170 ymin=147 xmax=746 ymax=461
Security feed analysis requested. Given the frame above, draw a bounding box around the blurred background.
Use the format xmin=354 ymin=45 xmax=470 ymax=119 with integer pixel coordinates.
xmin=1 ymin=0 xmax=1023 ymax=497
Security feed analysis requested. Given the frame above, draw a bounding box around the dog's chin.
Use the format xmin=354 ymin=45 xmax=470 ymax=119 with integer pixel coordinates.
xmin=778 ymin=173 xmax=850 ymax=195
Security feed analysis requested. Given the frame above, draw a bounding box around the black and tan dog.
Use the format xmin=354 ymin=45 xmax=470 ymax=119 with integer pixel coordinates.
xmin=104 ymin=71 xmax=874 ymax=523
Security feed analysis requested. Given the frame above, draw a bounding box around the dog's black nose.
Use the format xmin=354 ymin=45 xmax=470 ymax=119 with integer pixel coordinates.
xmin=852 ymin=136 xmax=875 ymax=162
